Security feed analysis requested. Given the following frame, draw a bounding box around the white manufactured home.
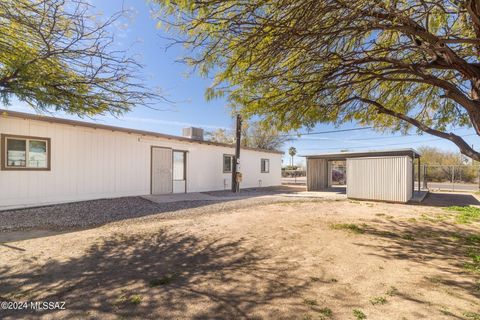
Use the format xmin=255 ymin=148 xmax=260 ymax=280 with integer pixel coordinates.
xmin=0 ymin=110 xmax=282 ymax=209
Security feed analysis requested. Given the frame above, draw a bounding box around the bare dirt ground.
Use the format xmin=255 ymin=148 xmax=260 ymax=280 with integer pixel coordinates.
xmin=0 ymin=196 xmax=479 ymax=319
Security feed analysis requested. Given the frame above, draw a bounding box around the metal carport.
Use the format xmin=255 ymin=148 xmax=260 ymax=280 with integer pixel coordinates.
xmin=304 ymin=149 xmax=421 ymax=203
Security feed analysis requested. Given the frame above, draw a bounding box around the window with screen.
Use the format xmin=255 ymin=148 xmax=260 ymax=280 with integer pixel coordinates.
xmin=261 ymin=159 xmax=270 ymax=173
xmin=173 ymin=151 xmax=185 ymax=180
xmin=2 ymin=135 xmax=50 ymax=170
xmin=223 ymin=154 xmax=233 ymax=173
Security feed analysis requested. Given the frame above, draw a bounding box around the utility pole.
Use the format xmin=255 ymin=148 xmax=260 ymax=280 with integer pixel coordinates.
xmin=231 ymin=114 xmax=242 ymax=192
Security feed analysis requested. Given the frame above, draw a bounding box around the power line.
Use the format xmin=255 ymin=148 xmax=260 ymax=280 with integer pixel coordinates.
xmin=284 ymin=127 xmax=372 ymax=136
xmin=301 ymin=133 xmax=478 ymax=151
xmin=296 ymin=127 xmax=473 ymax=141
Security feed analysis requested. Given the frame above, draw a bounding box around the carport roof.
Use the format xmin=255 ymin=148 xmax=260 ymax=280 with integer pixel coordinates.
xmin=302 ymin=148 xmax=420 ymax=160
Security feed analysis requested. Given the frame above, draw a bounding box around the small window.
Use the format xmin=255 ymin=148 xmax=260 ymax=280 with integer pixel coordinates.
xmin=223 ymin=154 xmax=234 ymax=173
xmin=1 ymin=135 xmax=50 ymax=170
xmin=6 ymin=139 xmax=26 ymax=167
xmin=173 ymin=151 xmax=186 ymax=180
xmin=261 ymin=159 xmax=270 ymax=173
xmin=28 ymin=140 xmax=48 ymax=168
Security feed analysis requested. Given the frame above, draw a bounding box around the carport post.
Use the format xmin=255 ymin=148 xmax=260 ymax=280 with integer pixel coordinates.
xmin=423 ymin=165 xmax=428 ymax=189
xmin=452 ymin=165 xmax=455 ymax=191
xmin=412 ymin=152 xmax=415 ymax=195
xmin=418 ymin=157 xmax=421 ymax=192
xmin=478 ymin=167 xmax=480 ymax=191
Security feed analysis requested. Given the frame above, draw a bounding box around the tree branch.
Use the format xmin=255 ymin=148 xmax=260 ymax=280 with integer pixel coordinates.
xmin=349 ymin=97 xmax=480 ymax=160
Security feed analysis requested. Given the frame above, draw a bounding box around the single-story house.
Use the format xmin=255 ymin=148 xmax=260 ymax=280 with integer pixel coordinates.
xmin=0 ymin=110 xmax=282 ymax=210
xmin=305 ymin=149 xmax=421 ymax=203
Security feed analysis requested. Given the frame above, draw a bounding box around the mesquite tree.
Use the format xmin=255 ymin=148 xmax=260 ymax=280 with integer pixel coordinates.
xmin=155 ymin=0 xmax=480 ymax=160
xmin=206 ymin=121 xmax=290 ymax=150
xmin=0 ymin=0 xmax=157 ymax=116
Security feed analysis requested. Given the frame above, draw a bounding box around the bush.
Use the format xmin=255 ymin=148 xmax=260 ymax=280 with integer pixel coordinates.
xmin=281 ymin=169 xmax=306 ymax=177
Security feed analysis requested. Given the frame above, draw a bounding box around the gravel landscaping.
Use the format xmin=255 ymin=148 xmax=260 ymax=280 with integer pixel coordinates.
xmin=0 ymin=197 xmax=216 ymax=232
xmin=1 ymin=189 xmax=475 ymax=233
xmin=202 ymin=185 xmax=299 ymax=197
xmin=0 ymin=190 xmax=320 ymax=232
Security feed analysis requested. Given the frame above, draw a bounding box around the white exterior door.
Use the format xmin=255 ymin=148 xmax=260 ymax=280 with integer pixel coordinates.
xmin=151 ymin=147 xmax=173 ymax=194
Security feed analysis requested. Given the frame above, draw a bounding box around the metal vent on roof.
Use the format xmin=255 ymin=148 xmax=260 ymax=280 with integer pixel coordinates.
xmin=182 ymin=127 xmax=204 ymax=141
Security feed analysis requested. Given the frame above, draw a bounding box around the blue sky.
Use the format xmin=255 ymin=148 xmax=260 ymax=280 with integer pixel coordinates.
xmin=7 ymin=0 xmax=480 ymax=165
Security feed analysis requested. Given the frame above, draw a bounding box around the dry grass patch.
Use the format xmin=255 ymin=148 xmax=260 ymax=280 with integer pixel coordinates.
xmin=446 ymin=206 xmax=480 ymax=224
xmin=329 ymin=223 xmax=366 ymax=234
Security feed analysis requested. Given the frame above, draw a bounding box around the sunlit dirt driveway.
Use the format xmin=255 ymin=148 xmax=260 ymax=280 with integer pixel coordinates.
xmin=1 ymin=194 xmax=479 ymax=319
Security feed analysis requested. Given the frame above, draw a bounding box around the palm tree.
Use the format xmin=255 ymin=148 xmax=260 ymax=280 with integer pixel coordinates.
xmin=288 ymin=147 xmax=297 ymax=167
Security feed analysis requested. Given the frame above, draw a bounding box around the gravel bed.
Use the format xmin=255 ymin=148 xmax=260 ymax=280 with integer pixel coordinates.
xmin=0 ymin=194 xmax=328 ymax=232
xmin=202 ymin=186 xmax=297 ymax=197
xmin=0 ymin=197 xmax=217 ymax=232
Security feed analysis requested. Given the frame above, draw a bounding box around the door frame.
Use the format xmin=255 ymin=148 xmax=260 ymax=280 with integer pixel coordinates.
xmin=150 ymin=146 xmax=173 ymax=195
xmin=327 ymin=159 xmax=347 ymax=187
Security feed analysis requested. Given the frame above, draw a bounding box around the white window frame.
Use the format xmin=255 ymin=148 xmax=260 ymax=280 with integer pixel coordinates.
xmin=172 ymin=150 xmax=186 ymax=181
xmin=261 ymin=158 xmax=270 ymax=173
xmin=223 ymin=154 xmax=234 ymax=173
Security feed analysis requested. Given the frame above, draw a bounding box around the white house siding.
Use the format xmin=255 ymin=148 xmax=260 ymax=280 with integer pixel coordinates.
xmin=0 ymin=116 xmax=281 ymax=209
xmin=346 ymin=156 xmax=413 ymax=203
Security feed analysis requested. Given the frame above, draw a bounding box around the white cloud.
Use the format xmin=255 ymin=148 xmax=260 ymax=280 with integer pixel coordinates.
xmin=114 ymin=115 xmax=229 ymax=130
xmin=3 ymin=103 xmax=228 ymax=131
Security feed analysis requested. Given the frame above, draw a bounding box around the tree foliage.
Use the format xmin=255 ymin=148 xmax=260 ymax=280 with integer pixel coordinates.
xmin=205 ymin=121 xmax=289 ymax=150
xmin=155 ymin=0 xmax=480 ymax=160
xmin=205 ymin=128 xmax=235 ymax=144
xmin=288 ymin=147 xmax=297 ymax=157
xmin=418 ymin=146 xmax=467 ymax=165
xmin=418 ymin=146 xmax=478 ymax=182
xmin=288 ymin=146 xmax=297 ymax=165
xmin=0 ymin=0 xmax=157 ymax=116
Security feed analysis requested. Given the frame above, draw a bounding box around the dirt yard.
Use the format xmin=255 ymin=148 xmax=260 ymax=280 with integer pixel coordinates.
xmin=1 ymin=196 xmax=479 ymax=319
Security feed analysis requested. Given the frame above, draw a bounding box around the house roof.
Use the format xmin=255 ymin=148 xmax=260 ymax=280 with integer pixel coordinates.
xmin=303 ymin=148 xmax=421 ymax=160
xmin=0 ymin=109 xmax=284 ymax=154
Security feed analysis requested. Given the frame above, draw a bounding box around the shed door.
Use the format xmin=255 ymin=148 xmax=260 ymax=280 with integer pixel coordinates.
xmin=151 ymin=147 xmax=173 ymax=194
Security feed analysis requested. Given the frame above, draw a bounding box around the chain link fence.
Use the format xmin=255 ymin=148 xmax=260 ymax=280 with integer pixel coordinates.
xmin=282 ymin=169 xmax=306 ymax=185
xmin=418 ymin=164 xmax=480 ymax=192
xmin=283 ymin=164 xmax=480 ymax=192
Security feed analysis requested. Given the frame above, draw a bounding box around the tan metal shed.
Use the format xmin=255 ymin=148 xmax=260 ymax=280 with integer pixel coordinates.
xmin=305 ymin=149 xmax=421 ymax=203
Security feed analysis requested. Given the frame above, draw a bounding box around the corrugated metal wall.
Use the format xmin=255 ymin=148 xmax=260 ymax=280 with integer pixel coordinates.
xmin=306 ymin=158 xmax=328 ymax=191
xmin=406 ymin=157 xmax=413 ymax=201
xmin=346 ymin=156 xmax=413 ymax=203
xmin=0 ymin=116 xmax=283 ymax=209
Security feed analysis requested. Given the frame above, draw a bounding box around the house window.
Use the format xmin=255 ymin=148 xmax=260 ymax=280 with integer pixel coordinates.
xmin=261 ymin=159 xmax=270 ymax=173
xmin=1 ymin=134 xmax=50 ymax=170
xmin=173 ymin=151 xmax=186 ymax=180
xmin=223 ymin=154 xmax=234 ymax=173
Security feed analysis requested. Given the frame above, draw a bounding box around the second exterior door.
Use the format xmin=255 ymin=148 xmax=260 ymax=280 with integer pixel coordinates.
xmin=151 ymin=147 xmax=173 ymax=194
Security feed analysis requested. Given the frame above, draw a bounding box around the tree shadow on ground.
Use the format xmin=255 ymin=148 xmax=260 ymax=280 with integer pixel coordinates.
xmin=354 ymin=220 xmax=480 ymax=303
xmin=0 ymin=230 xmax=310 ymax=319
xmin=419 ymin=192 xmax=480 ymax=207
xmin=0 ymin=186 xmax=302 ymax=242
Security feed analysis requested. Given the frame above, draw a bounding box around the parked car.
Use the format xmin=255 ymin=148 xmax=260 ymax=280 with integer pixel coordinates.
xmin=332 ymin=169 xmax=346 ymax=185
